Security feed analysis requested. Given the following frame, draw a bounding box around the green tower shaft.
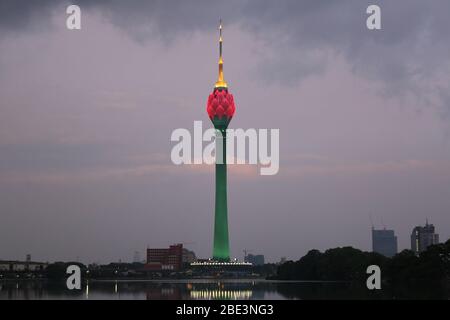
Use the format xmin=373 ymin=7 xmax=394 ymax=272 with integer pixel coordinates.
xmin=213 ymin=128 xmax=230 ymax=261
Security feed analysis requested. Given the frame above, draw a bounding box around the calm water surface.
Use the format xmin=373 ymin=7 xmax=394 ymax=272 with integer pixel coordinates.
xmin=0 ymin=279 xmax=371 ymax=300
xmin=0 ymin=279 xmax=443 ymax=300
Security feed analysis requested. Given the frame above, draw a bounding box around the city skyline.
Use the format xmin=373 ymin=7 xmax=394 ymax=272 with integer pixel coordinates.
xmin=1 ymin=1 xmax=450 ymax=264
xmin=1 ymin=220 xmax=445 ymax=265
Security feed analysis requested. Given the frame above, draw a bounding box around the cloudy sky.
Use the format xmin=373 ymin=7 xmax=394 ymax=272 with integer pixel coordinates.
xmin=1 ymin=0 xmax=450 ymax=263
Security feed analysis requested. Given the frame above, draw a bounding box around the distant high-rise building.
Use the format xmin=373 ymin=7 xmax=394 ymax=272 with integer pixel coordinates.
xmin=245 ymin=254 xmax=265 ymax=266
xmin=372 ymin=228 xmax=398 ymax=257
xmin=411 ymin=221 xmax=439 ymax=254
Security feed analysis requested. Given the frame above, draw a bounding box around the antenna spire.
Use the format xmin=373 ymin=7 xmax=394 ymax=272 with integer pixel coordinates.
xmin=219 ymin=19 xmax=223 ymax=58
xmin=215 ymin=19 xmax=228 ymax=88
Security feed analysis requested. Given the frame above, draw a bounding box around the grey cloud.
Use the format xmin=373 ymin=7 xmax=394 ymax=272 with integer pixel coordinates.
xmin=0 ymin=0 xmax=57 ymax=35
xmin=82 ymin=0 xmax=450 ymax=107
xmin=2 ymin=1 xmax=450 ymax=94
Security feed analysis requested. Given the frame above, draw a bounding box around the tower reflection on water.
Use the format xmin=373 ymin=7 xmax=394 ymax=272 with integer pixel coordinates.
xmin=146 ymin=282 xmax=259 ymax=300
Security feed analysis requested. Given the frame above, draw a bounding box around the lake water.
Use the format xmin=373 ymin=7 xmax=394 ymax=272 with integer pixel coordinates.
xmin=0 ymin=279 xmax=396 ymax=300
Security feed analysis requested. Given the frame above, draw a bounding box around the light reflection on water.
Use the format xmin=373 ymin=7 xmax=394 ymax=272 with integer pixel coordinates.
xmin=1 ymin=279 xmax=439 ymax=300
xmin=0 ymin=279 xmax=354 ymax=300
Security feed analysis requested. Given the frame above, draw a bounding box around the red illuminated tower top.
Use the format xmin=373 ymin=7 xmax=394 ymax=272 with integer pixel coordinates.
xmin=207 ymin=20 xmax=235 ymax=129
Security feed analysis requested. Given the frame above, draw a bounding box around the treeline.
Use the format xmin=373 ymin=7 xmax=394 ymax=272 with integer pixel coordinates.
xmin=276 ymin=239 xmax=450 ymax=298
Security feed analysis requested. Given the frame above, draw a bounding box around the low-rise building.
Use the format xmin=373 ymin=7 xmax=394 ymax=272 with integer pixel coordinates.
xmin=0 ymin=260 xmax=48 ymax=272
xmin=146 ymin=244 xmax=183 ymax=271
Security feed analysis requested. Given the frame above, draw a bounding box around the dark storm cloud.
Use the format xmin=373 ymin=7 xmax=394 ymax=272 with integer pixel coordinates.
xmin=2 ymin=1 xmax=450 ymax=92
xmin=236 ymin=0 xmax=450 ymax=99
xmin=1 ymin=1 xmax=448 ymax=47
xmin=71 ymin=1 xmax=450 ymax=109
xmin=0 ymin=0 xmax=241 ymax=39
xmin=0 ymin=0 xmax=56 ymax=34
